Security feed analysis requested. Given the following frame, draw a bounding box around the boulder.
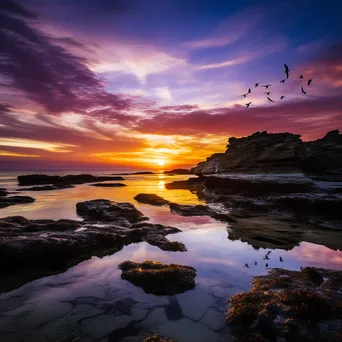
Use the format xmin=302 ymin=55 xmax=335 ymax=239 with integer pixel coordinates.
xmin=134 ymin=193 xmax=169 ymax=206
xmin=226 ymin=267 xmax=342 ymax=342
xmin=118 ymin=260 xmax=196 ymax=295
xmin=169 ymin=203 xmax=215 ymax=216
xmin=17 ymin=184 xmax=74 ymax=191
xmin=0 ymin=188 xmax=8 ymax=197
xmin=0 ymin=196 xmax=35 ymax=209
xmin=17 ymin=174 xmax=124 ymax=186
xmin=76 ymin=199 xmax=148 ymax=225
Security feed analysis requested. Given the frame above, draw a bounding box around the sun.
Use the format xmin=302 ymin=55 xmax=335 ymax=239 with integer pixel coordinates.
xmin=156 ymin=159 xmax=165 ymax=166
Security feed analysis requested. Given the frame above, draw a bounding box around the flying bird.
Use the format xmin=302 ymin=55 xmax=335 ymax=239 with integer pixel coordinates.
xmin=266 ymin=263 xmax=269 ymax=268
xmin=267 ymin=97 xmax=275 ymax=103
xmin=245 ymin=263 xmax=249 ymax=268
xmin=280 ymin=257 xmax=283 ymax=262
xmin=299 ymin=75 xmax=304 ymax=79
xmin=308 ymin=78 xmax=312 ymax=86
xmin=284 ymin=64 xmax=290 ymax=79
xmin=241 ymin=93 xmax=248 ymax=97
xmin=267 ymin=251 xmax=272 ymax=255
xmin=262 ymin=84 xmax=271 ymax=89
xmin=280 ymin=96 xmax=285 ymax=99
xmin=254 ymin=261 xmax=257 ymax=266
xmin=245 ymin=102 xmax=252 ymax=108
xmin=301 ymin=86 xmax=306 ymax=94
xmin=263 ymin=254 xmax=270 ymax=260
xmin=255 ymin=83 xmax=259 ymax=87
xmin=248 ymin=88 xmax=251 ymax=94
xmin=264 ymin=92 xmax=272 ymax=95
xmin=280 ymin=79 xmax=286 ymax=83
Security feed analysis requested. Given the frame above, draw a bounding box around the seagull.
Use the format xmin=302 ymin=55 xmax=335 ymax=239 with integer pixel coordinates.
xmin=284 ymin=64 xmax=290 ymax=79
xmin=266 ymin=263 xmax=269 ymax=268
xmin=262 ymin=84 xmax=272 ymax=89
xmin=267 ymin=97 xmax=275 ymax=103
xmin=267 ymin=251 xmax=272 ymax=255
xmin=280 ymin=257 xmax=283 ymax=262
xmin=245 ymin=102 xmax=252 ymax=108
xmin=264 ymin=92 xmax=272 ymax=95
xmin=254 ymin=261 xmax=257 ymax=266
xmin=263 ymin=254 xmax=270 ymax=260
xmin=245 ymin=263 xmax=249 ymax=268
xmin=241 ymin=93 xmax=248 ymax=97
xmin=301 ymin=86 xmax=306 ymax=94
xmin=280 ymin=96 xmax=285 ymax=99
xmin=254 ymin=83 xmax=259 ymax=87
xmin=280 ymin=79 xmax=286 ymax=83
xmin=299 ymin=75 xmax=304 ymax=79
xmin=248 ymin=88 xmax=251 ymax=94
xmin=308 ymin=78 xmax=312 ymax=86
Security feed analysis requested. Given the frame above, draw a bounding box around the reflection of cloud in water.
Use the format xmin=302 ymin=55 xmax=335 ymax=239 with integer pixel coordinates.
xmin=290 ymin=242 xmax=342 ymax=269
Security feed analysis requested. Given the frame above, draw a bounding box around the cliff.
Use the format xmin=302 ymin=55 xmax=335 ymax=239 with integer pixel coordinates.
xmin=190 ymin=130 xmax=342 ymax=176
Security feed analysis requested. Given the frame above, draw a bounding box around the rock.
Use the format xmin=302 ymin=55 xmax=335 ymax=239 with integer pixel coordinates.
xmin=226 ymin=267 xmax=342 ymax=342
xmin=0 ymin=196 xmax=35 ymax=209
xmin=90 ymin=183 xmax=126 ymax=187
xmin=164 ymin=177 xmax=204 ymax=190
xmin=193 ymin=131 xmax=303 ymax=175
xmin=134 ymin=193 xmax=169 ymax=206
xmin=301 ymin=130 xmax=342 ymax=176
xmin=169 ymin=203 xmax=214 ymax=216
xmin=203 ymin=176 xmax=315 ymax=196
xmin=17 ymin=174 xmax=124 ymax=186
xmin=0 ymin=216 xmax=186 ymax=292
xmin=0 ymin=188 xmax=8 ymax=197
xmin=143 ymin=334 xmax=175 ymax=342
xmin=76 ymin=199 xmax=148 ymax=225
xmin=112 ymin=171 xmax=154 ymax=175
xmin=191 ymin=130 xmax=342 ymax=176
xmin=118 ymin=261 xmax=196 ymax=295
xmin=17 ymin=184 xmax=74 ymax=191
xmin=164 ymin=169 xmax=189 ymax=175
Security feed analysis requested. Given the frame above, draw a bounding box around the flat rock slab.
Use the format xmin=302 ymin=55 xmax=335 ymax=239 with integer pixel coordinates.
xmin=143 ymin=334 xmax=175 ymax=342
xmin=118 ymin=261 xmax=196 ymax=295
xmin=90 ymin=183 xmax=127 ymax=187
xmin=17 ymin=174 xmax=124 ymax=186
xmin=134 ymin=193 xmax=169 ymax=206
xmin=227 ymin=267 xmax=342 ymax=341
xmin=0 ymin=196 xmax=35 ymax=209
xmin=76 ymin=199 xmax=148 ymax=225
xmin=17 ymin=184 xmax=74 ymax=191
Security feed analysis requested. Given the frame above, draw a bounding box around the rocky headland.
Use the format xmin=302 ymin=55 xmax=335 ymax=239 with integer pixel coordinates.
xmin=190 ymin=130 xmax=342 ymax=178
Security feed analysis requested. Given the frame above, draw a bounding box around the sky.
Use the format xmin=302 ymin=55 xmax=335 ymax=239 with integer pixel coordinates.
xmin=0 ymin=0 xmax=342 ymax=170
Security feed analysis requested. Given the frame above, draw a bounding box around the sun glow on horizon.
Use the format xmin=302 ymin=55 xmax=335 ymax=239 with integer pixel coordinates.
xmin=156 ymin=159 xmax=165 ymax=166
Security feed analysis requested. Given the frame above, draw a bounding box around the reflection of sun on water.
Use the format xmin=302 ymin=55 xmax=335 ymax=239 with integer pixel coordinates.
xmin=158 ymin=181 xmax=165 ymax=190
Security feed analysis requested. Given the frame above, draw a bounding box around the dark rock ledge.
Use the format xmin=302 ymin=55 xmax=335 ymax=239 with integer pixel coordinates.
xmin=118 ymin=260 xmax=196 ymax=295
xmin=227 ymin=267 xmax=342 ymax=342
xmin=143 ymin=334 xmax=175 ymax=342
xmin=0 ymin=199 xmax=186 ymax=293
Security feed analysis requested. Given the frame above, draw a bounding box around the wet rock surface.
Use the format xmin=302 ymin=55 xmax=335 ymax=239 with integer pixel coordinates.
xmin=0 ymin=188 xmax=8 ymax=196
xmin=118 ymin=261 xmax=197 ymax=295
xmin=143 ymin=334 xmax=176 ymax=342
xmin=76 ymin=199 xmax=148 ymax=225
xmin=17 ymin=184 xmax=74 ymax=191
xmin=90 ymin=183 xmax=127 ymax=187
xmin=0 ymin=208 xmax=186 ymax=292
xmin=227 ymin=267 xmax=342 ymax=342
xmin=0 ymin=195 xmax=35 ymax=209
xmin=17 ymin=174 xmax=124 ymax=186
xmin=134 ymin=193 xmax=170 ymax=206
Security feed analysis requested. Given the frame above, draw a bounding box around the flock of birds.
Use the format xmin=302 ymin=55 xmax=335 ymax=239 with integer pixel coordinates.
xmin=242 ymin=64 xmax=313 ymax=108
xmin=244 ymin=250 xmax=284 ymax=268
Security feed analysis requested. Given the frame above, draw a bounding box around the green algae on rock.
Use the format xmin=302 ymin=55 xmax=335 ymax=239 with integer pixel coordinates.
xmin=118 ymin=260 xmax=197 ymax=295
